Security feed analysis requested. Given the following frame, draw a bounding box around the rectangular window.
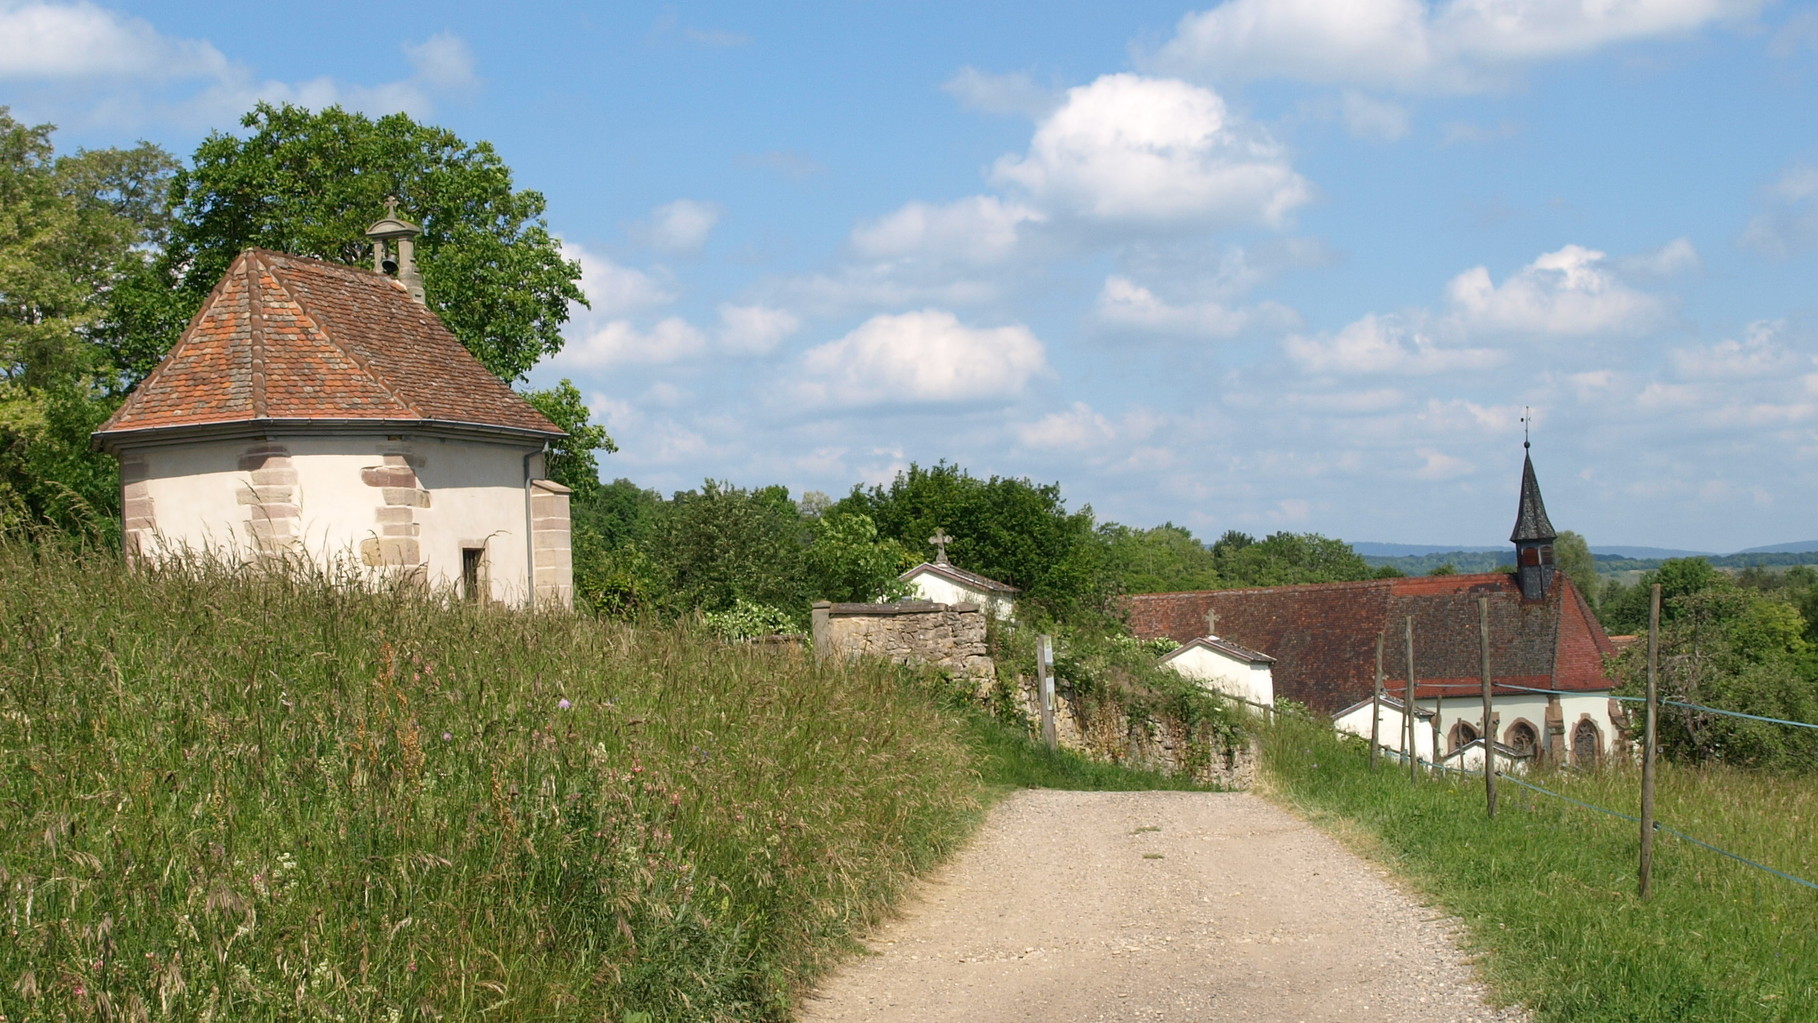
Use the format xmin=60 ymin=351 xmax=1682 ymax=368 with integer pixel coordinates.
xmin=462 ymin=547 xmax=485 ymax=602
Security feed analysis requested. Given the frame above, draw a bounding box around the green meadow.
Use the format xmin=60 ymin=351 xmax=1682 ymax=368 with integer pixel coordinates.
xmin=0 ymin=543 xmax=1204 ymax=1023
xmin=1259 ymin=713 xmax=1818 ymax=1023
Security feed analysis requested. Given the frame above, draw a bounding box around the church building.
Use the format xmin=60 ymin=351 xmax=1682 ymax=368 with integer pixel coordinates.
xmin=1126 ymin=449 xmax=1623 ymax=767
xmin=92 ymin=209 xmax=575 ymax=607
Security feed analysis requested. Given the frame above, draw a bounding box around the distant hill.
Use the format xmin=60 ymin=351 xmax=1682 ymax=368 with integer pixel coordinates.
xmin=1737 ymin=540 xmax=1818 ymax=555
xmin=1592 ymin=545 xmax=1715 ymax=559
xmin=1350 ymin=542 xmax=1504 ymax=558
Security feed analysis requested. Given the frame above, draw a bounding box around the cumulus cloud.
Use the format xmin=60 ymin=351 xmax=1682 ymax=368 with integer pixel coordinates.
xmin=1445 ymin=244 xmax=1667 ymax=335
xmin=1014 ymin=402 xmax=1121 ymax=450
xmin=568 ymin=243 xmax=675 ymax=317
xmin=641 ymin=199 xmax=722 ymax=254
xmin=0 ymin=0 xmax=228 ymax=78
xmin=1742 ymin=163 xmax=1818 ymax=257
xmin=1671 ymin=320 xmax=1808 ymax=379
xmin=1146 ymin=0 xmax=1759 ymax=92
xmin=795 ymin=309 xmax=1047 ymax=407
xmin=0 ymin=4 xmax=479 ymax=128
xmin=1094 ymin=275 xmax=1296 ymax=336
xmin=943 ymin=67 xmax=1061 ymax=118
xmin=1340 ymin=90 xmax=1411 ymax=140
xmin=717 ymin=304 xmax=800 ymax=354
xmin=555 ymin=317 xmax=708 ymax=369
xmin=1617 ymin=236 xmax=1700 ymax=279
xmin=1285 ymin=313 xmax=1503 ymax=375
xmin=850 ymin=196 xmax=1044 ymax=264
xmin=990 ymin=73 xmax=1311 ymax=228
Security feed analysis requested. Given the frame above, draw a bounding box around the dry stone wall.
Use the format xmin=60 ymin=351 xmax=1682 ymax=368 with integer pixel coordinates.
xmin=812 ymin=601 xmax=996 ymax=683
xmin=1014 ymin=676 xmax=1258 ymax=789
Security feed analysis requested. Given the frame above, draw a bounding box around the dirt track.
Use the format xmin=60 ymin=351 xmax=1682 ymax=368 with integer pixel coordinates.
xmin=797 ymin=790 xmax=1527 ymax=1023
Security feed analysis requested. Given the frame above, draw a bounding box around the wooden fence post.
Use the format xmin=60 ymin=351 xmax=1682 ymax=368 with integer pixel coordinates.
xmin=1371 ymin=633 xmax=1384 ymax=771
xmin=1480 ymin=596 xmax=1496 ymax=819
xmin=1405 ymin=615 xmax=1418 ymax=782
xmin=1640 ymin=584 xmax=1661 ymax=899
xmin=1037 ymin=634 xmax=1057 ymax=751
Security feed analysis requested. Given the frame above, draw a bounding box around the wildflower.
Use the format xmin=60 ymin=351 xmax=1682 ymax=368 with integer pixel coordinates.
xmin=558 ymin=698 xmax=572 ymax=710
xmin=442 ymin=732 xmax=453 ymax=742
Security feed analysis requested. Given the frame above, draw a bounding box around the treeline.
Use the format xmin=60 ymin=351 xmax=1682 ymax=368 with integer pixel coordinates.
xmin=0 ymin=103 xmax=599 ymax=538
xmin=1604 ymin=560 xmax=1818 ymax=769
xmin=565 ymin=462 xmax=1399 ymax=632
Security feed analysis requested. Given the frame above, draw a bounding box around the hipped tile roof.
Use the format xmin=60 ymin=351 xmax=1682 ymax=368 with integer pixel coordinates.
xmin=1124 ymin=572 xmax=1615 ymax=716
xmin=95 ymin=249 xmax=563 ymax=441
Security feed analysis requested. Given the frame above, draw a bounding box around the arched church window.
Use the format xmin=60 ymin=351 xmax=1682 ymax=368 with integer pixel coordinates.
xmin=1506 ymin=721 xmax=1538 ymax=756
xmin=1573 ymin=719 xmax=1601 ymax=764
xmin=1452 ymin=721 xmax=1478 ymax=753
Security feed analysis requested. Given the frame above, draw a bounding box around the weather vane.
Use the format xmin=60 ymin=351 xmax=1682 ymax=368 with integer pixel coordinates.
xmin=1521 ymin=406 xmax=1531 ymax=450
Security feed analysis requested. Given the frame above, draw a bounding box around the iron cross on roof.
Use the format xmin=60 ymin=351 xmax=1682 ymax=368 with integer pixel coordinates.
xmin=928 ymin=528 xmax=953 ymax=564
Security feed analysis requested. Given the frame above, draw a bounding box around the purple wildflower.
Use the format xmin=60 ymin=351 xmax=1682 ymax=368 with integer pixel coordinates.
xmin=558 ymin=698 xmax=573 ymax=710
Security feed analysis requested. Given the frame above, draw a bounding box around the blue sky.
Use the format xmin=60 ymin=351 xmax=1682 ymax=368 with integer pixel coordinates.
xmin=7 ymin=1 xmax=1818 ymax=552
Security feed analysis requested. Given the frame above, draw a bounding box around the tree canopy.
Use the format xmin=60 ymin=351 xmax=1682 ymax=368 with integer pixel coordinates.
xmin=112 ymin=102 xmax=585 ymax=385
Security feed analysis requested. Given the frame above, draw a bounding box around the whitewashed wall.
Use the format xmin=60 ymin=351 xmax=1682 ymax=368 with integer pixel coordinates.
xmin=1335 ymin=702 xmax=1437 ymax=762
xmin=1160 ymin=644 xmax=1274 ymax=708
xmin=119 ymin=431 xmax=550 ymax=606
xmin=901 ymin=569 xmax=1015 ymax=619
xmin=1334 ymin=691 xmax=1618 ymax=765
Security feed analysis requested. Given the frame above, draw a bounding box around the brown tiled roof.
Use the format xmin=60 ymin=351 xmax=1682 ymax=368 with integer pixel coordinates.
xmin=1123 ymin=572 xmax=1615 ymax=716
xmin=95 ymin=249 xmax=563 ymax=441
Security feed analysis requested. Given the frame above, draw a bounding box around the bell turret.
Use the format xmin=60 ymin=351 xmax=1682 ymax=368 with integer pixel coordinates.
xmin=1510 ymin=442 xmax=1557 ymax=601
xmin=365 ymin=197 xmax=426 ymax=305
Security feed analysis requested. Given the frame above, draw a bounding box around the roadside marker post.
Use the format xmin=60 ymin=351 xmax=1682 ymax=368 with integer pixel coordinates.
xmin=1037 ymin=634 xmax=1057 ymax=751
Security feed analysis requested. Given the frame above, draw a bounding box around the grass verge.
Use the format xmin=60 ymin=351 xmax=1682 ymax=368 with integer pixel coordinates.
xmin=1259 ymin=713 xmax=1818 ymax=1022
xmin=0 ymin=544 xmax=984 ymax=1022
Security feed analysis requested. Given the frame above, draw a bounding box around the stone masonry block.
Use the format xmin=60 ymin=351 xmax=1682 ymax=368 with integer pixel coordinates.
xmin=532 ymin=517 xmax=570 ymax=534
xmin=534 ymin=547 xmax=572 ymax=569
xmin=359 ymin=536 xmax=421 ymax=567
xmin=381 ymin=487 xmax=430 ymax=508
xmin=239 ymin=453 xmax=292 ymax=472
xmin=533 ymin=530 xmax=571 ymax=550
xmin=235 ymin=485 xmax=296 ymax=505
xmin=374 ymin=506 xmax=415 ymax=524
xmin=381 ymin=522 xmax=421 ymax=537
xmin=250 ymin=467 xmax=297 ymax=486
xmin=361 ymin=466 xmax=419 ymax=488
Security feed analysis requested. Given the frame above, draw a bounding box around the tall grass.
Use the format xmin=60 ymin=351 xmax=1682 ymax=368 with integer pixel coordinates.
xmin=0 ymin=543 xmax=985 ymax=1022
xmin=1260 ymin=713 xmax=1818 ymax=1022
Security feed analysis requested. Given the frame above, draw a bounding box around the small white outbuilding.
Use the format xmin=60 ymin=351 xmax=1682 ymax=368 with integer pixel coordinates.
xmin=1158 ymin=635 xmax=1275 ymax=710
xmin=92 ymin=215 xmax=574 ymax=607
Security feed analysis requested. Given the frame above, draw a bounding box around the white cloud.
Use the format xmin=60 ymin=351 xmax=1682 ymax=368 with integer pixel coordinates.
xmin=990 ymin=73 xmax=1311 ymax=228
xmin=795 ymin=309 xmax=1047 ymax=407
xmin=1414 ymin=448 xmax=1475 ymax=480
xmin=1341 ymin=90 xmax=1411 ymax=141
xmin=1014 ymin=402 xmax=1120 ymax=450
xmin=942 ymin=67 xmax=1060 ymax=118
xmin=1445 ymin=244 xmax=1667 ymax=335
xmin=0 ymin=5 xmax=476 ymax=127
xmin=717 ymin=304 xmax=800 ymax=354
xmin=1284 ymin=313 xmax=1503 ymax=374
xmin=1742 ymin=163 xmax=1818 ymax=257
xmin=1147 ymin=0 xmax=1760 ymax=92
xmin=555 ymin=317 xmax=708 ymax=370
xmin=1671 ymin=320 xmax=1806 ymax=379
xmin=850 ymin=196 xmax=1044 ymax=264
xmin=1094 ymin=275 xmax=1295 ymax=336
xmin=1617 ymin=236 xmax=1700 ymax=279
xmin=0 ymin=1 xmax=228 ymax=78
xmin=642 ymin=199 xmax=722 ymax=254
xmin=568 ymin=242 xmax=674 ymax=316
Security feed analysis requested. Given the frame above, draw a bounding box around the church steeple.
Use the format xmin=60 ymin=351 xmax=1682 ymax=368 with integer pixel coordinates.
xmin=1510 ymin=424 xmax=1557 ymax=601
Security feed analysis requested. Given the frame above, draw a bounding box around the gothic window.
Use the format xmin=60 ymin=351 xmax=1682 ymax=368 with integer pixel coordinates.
xmin=1451 ymin=721 xmax=1479 ymax=753
xmin=1573 ymin=719 xmax=1601 ymax=764
xmin=1506 ymin=720 xmax=1538 ymax=756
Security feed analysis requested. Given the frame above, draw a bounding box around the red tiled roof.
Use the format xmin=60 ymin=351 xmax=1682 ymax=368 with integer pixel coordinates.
xmin=95 ymin=249 xmax=563 ymax=440
xmin=1123 ymin=572 xmax=1615 ymax=715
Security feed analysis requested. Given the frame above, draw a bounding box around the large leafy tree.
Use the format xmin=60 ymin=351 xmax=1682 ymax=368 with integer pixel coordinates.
xmin=113 ymin=102 xmax=585 ymax=384
xmin=0 ymin=109 xmax=177 ymax=534
xmin=1212 ymin=530 xmax=1376 ymax=587
xmin=835 ymin=461 xmax=1111 ymax=622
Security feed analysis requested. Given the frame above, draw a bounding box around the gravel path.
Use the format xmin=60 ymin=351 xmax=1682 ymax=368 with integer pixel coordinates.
xmin=797 ymin=790 xmax=1529 ymax=1023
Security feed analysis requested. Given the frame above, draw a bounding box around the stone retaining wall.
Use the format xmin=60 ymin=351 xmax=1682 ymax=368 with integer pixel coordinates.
xmin=1014 ymin=676 xmax=1258 ymax=789
xmin=811 ymin=600 xmax=996 ymax=683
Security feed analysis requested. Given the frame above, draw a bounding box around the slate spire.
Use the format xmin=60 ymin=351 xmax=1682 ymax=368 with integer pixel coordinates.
xmin=1510 ymin=435 xmax=1557 ymax=601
